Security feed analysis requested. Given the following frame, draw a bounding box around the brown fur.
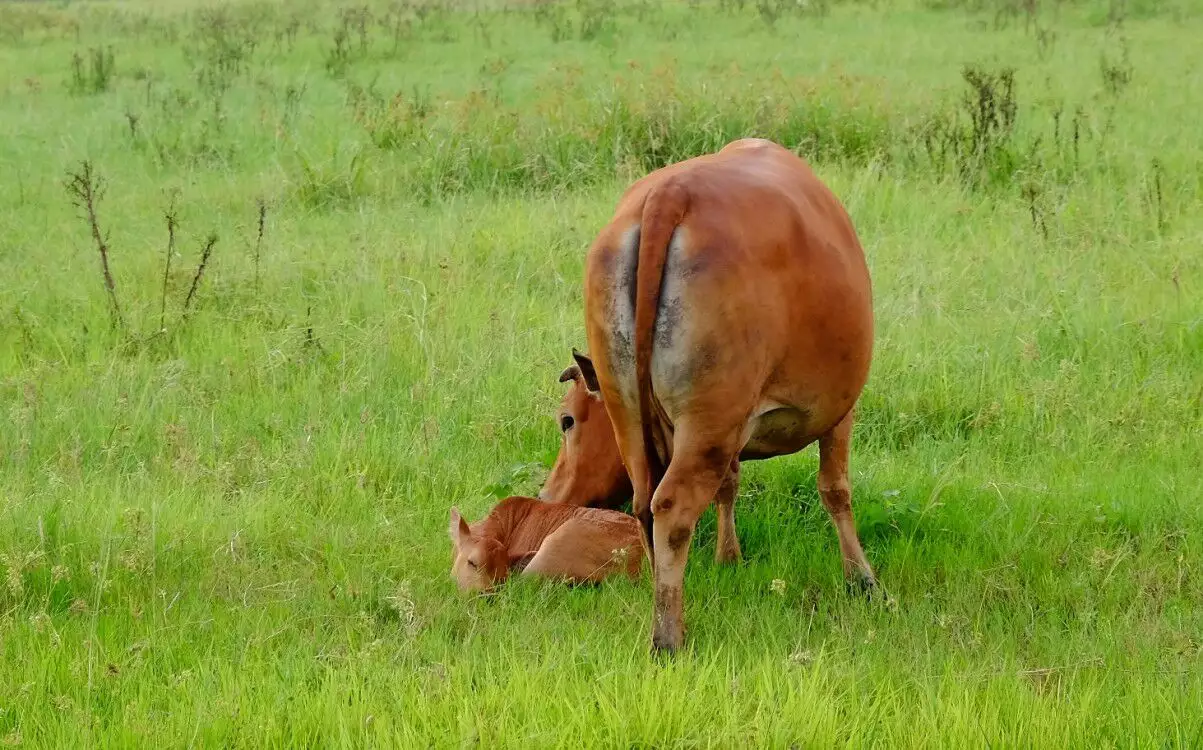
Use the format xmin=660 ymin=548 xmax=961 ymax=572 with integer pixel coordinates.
xmin=549 ymin=138 xmax=880 ymax=651
xmin=539 ymin=361 xmax=632 ymax=509
xmin=448 ymin=496 xmax=642 ymax=593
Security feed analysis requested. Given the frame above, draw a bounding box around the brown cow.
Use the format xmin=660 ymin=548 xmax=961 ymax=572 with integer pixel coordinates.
xmin=544 ymin=138 xmax=879 ymax=652
xmin=540 ymin=362 xmax=632 ymax=509
xmin=448 ymin=496 xmax=643 ymax=593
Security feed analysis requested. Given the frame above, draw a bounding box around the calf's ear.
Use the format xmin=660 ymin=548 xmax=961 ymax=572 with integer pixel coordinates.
xmin=571 ymin=349 xmax=600 ymax=393
xmin=449 ymin=507 xmax=471 ymax=546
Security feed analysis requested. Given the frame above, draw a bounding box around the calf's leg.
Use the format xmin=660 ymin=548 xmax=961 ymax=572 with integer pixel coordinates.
xmin=818 ymin=409 xmax=877 ymax=591
xmin=522 ymin=518 xmax=643 ymax=584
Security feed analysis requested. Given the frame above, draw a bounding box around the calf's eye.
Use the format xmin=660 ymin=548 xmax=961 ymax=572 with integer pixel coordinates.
xmin=560 ymin=415 xmax=575 ymax=432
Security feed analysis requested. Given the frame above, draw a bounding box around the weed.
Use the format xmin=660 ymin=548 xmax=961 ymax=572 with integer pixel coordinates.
xmin=182 ymin=234 xmax=218 ymax=315
xmin=1106 ymin=0 xmax=1128 ymax=27
xmin=124 ymin=111 xmax=140 ymax=142
xmin=754 ymin=0 xmax=828 ymax=27
xmin=347 ymin=6 xmax=374 ymax=51
xmin=326 ymin=25 xmax=353 ymax=76
xmin=273 ymin=16 xmax=302 ymax=52
xmin=756 ymin=0 xmax=798 ymax=27
xmin=471 ymin=11 xmax=493 ymax=48
xmin=1146 ymin=158 xmax=1166 ymax=234
xmin=1100 ymin=33 xmax=1133 ymax=96
xmin=576 ymin=0 xmax=615 ymax=41
xmin=185 ymin=7 xmax=259 ymax=96
xmin=138 ymin=81 xmax=240 ymax=168
xmin=1021 ymin=178 xmax=1049 ymax=240
xmin=68 ymin=47 xmax=115 ymax=95
xmin=378 ymin=3 xmax=414 ymax=56
xmin=159 ymin=197 xmax=179 ymax=331
xmin=64 ymin=162 xmax=122 ymax=330
xmin=253 ymin=200 xmax=267 ymax=294
xmin=326 ymin=6 xmax=374 ymax=76
xmin=347 ymin=81 xmax=434 ymax=149
xmin=919 ymin=63 xmax=1021 ymax=188
xmin=303 ymin=305 xmax=325 ymax=355
xmin=1034 ymin=23 xmax=1057 ymax=60
xmin=532 ymin=0 xmax=571 ymax=42
xmin=528 ymin=0 xmax=620 ymax=42
xmin=294 ymin=148 xmax=370 ymax=209
xmin=963 ymin=65 xmax=1017 ymax=162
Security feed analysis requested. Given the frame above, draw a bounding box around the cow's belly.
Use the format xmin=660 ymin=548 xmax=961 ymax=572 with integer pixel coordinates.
xmin=738 ymin=403 xmax=817 ymax=460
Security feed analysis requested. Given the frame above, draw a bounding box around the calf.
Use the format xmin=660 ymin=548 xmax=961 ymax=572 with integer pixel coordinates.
xmin=550 ymin=138 xmax=879 ymax=652
xmin=448 ymin=496 xmax=643 ymax=592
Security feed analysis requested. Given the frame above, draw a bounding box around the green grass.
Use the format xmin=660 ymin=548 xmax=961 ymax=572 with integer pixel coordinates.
xmin=2 ymin=0 xmax=1202 ymax=745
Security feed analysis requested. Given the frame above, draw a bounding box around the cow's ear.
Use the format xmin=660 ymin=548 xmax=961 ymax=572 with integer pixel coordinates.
xmin=558 ymin=364 xmax=580 ymax=383
xmin=571 ymin=349 xmax=600 ymax=393
xmin=449 ymin=507 xmax=471 ymax=547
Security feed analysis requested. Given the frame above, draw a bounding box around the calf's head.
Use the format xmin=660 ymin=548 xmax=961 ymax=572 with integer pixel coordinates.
xmin=448 ymin=508 xmax=509 ymax=592
xmin=539 ymin=350 xmax=632 ymax=509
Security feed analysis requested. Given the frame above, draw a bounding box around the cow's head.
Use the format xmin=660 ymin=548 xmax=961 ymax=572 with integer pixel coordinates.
xmin=539 ymin=350 xmax=633 ymax=509
xmin=448 ymin=507 xmax=510 ymax=592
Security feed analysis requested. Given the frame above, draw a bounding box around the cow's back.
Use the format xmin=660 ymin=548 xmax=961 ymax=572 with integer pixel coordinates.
xmin=588 ymin=139 xmax=873 ymax=447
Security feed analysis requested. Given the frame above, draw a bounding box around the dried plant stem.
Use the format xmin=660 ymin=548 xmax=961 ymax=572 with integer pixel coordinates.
xmin=183 ymin=233 xmax=218 ymax=314
xmin=159 ymin=198 xmax=178 ymax=331
xmin=304 ymin=304 xmax=325 ymax=354
xmin=254 ymin=200 xmax=266 ymax=293
xmin=64 ymin=161 xmax=123 ymax=330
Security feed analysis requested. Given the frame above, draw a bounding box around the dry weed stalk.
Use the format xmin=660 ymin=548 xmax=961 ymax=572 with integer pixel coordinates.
xmin=183 ymin=233 xmax=218 ymax=314
xmin=253 ymin=199 xmax=266 ymax=293
xmin=64 ymin=160 xmax=123 ymax=330
xmin=160 ymin=196 xmax=179 ymax=331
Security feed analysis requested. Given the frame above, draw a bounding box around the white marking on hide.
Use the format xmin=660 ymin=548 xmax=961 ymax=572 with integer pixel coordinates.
xmin=650 ymin=229 xmax=693 ymax=409
xmin=606 ymin=224 xmax=640 ymax=402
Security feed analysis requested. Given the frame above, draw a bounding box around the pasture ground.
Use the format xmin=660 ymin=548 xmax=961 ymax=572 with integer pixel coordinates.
xmin=1 ymin=0 xmax=1201 ymax=745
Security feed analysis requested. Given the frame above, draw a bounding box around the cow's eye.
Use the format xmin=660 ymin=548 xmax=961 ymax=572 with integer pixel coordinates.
xmin=560 ymin=415 xmax=575 ymax=433
xmin=467 ymin=559 xmax=479 ymax=570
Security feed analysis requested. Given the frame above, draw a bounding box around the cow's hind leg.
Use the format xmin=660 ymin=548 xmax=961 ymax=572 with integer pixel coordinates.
xmin=818 ymin=409 xmax=878 ymax=593
xmin=649 ymin=433 xmax=739 ymax=652
xmin=714 ymin=458 xmax=741 ymax=564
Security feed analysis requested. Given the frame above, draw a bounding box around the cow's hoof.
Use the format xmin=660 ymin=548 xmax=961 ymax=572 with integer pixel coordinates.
xmin=651 ymin=626 xmax=684 ymax=656
xmin=714 ymin=547 xmax=742 ymax=565
xmin=650 ymin=640 xmax=683 ymax=662
xmin=846 ymin=573 xmax=896 ymax=609
xmin=845 ymin=570 xmax=880 ymax=597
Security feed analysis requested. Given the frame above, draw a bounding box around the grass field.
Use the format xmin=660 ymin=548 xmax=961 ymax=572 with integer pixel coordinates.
xmin=1 ymin=0 xmax=1202 ymax=745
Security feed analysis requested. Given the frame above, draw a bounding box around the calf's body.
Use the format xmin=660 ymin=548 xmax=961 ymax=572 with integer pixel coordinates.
xmin=448 ymin=496 xmax=642 ymax=592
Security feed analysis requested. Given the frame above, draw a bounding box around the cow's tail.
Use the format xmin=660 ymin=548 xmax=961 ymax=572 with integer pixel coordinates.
xmin=633 ymin=179 xmax=689 ymax=525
